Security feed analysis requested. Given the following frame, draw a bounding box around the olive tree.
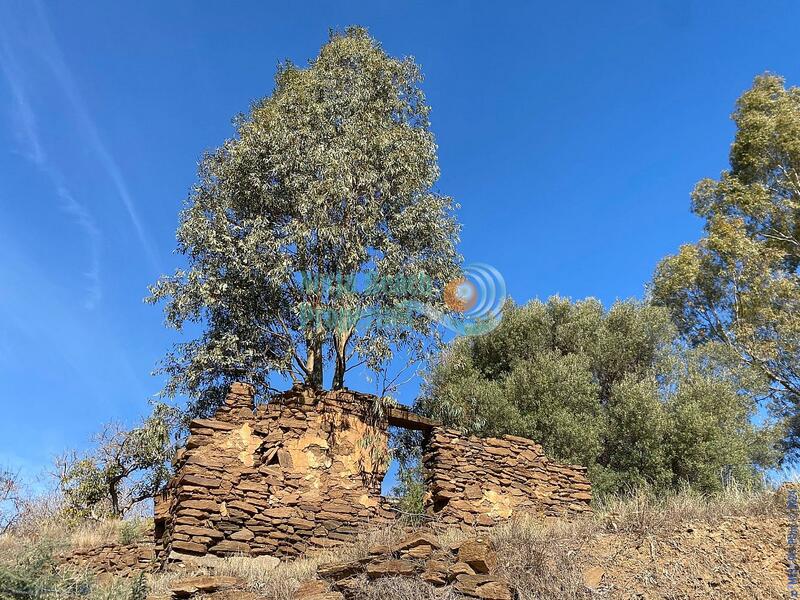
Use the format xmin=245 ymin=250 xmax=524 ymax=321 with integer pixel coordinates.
xmin=417 ymin=297 xmax=780 ymax=495
xmin=148 ymin=27 xmax=460 ymax=414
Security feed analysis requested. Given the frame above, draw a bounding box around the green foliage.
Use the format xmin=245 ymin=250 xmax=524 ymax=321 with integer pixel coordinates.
xmin=57 ymin=457 xmax=108 ymax=522
xmin=417 ymin=297 xmax=781 ymax=496
xmin=58 ymin=405 xmax=180 ymax=519
xmin=127 ymin=574 xmax=147 ymax=600
xmin=391 ymin=461 xmax=426 ymax=519
xmin=0 ymin=542 xmax=91 ymax=600
xmin=0 ymin=542 xmax=146 ymax=600
xmin=0 ymin=542 xmax=147 ymax=599
xmin=652 ymin=73 xmax=800 ymax=455
xmin=118 ymin=519 xmax=148 ymax=546
xmin=388 ymin=427 xmax=427 ymax=520
xmin=148 ymin=26 xmax=460 ymax=414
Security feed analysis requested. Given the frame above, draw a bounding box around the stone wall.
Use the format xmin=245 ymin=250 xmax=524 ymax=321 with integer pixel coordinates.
xmin=155 ymin=383 xmax=593 ymax=565
xmin=422 ymin=428 xmax=591 ymax=526
xmin=155 ymin=384 xmax=395 ymax=563
xmin=59 ymin=540 xmax=155 ymax=577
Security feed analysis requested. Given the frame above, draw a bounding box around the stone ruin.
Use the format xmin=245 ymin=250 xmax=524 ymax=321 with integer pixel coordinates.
xmin=154 ymin=383 xmax=591 ymax=564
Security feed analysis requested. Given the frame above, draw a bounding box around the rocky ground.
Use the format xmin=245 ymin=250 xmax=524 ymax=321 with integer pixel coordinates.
xmin=0 ymin=486 xmax=789 ymax=600
xmin=142 ymin=490 xmax=788 ymax=600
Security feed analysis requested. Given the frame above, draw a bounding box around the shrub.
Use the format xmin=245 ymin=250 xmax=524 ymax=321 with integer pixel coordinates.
xmin=417 ymin=297 xmax=782 ymax=496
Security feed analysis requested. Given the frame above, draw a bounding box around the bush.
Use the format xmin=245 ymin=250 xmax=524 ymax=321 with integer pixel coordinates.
xmin=0 ymin=541 xmax=146 ymax=600
xmin=391 ymin=462 xmax=425 ymax=519
xmin=416 ymin=297 xmax=782 ymax=496
xmin=118 ymin=519 xmax=148 ymax=546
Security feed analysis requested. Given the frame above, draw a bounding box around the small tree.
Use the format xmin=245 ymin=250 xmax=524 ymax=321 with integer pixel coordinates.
xmin=148 ymin=27 xmax=460 ymax=415
xmin=0 ymin=469 xmax=21 ymax=534
xmin=58 ymin=404 xmax=179 ymax=519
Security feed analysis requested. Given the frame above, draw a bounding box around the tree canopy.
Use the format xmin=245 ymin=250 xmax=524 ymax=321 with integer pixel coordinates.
xmin=415 ymin=297 xmax=780 ymax=496
xmin=148 ymin=27 xmax=460 ymax=414
xmin=652 ymin=73 xmax=800 ymax=454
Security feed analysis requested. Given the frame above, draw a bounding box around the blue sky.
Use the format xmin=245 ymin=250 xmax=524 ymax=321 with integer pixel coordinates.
xmin=1 ymin=0 xmax=800 ymax=486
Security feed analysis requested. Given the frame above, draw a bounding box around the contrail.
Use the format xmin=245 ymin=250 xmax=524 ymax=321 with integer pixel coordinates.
xmin=0 ymin=37 xmax=103 ymax=308
xmin=0 ymin=0 xmax=162 ymax=273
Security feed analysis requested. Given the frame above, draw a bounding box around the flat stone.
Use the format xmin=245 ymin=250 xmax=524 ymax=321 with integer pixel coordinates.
xmin=190 ymin=418 xmax=238 ymax=431
xmin=175 ymin=525 xmax=224 ymax=539
xmin=449 ymin=561 xmax=476 ymax=579
xmin=317 ymin=559 xmax=367 ymax=581
xmin=422 ymin=571 xmax=448 ymax=586
xmin=227 ymin=501 xmax=259 ymax=515
xmin=209 ymin=540 xmax=251 ymax=554
xmin=230 ymin=528 xmax=255 ymax=541
xmin=458 ymin=538 xmax=497 ymax=574
xmin=292 ymin=579 xmax=328 ymax=599
xmin=168 ymin=575 xmax=243 ymax=597
xmin=181 ymin=474 xmax=223 ymax=488
xmin=366 ymin=559 xmax=416 ymax=579
xmin=583 ymin=566 xmax=605 ymax=590
xmin=403 ymin=544 xmax=434 ymax=559
xmin=170 ymin=540 xmax=207 ymax=555
xmin=266 ymin=507 xmax=295 ymax=519
xmin=181 ymin=499 xmax=220 ymax=512
xmin=392 ymin=531 xmax=442 ymax=553
xmin=454 ymin=574 xmax=512 ymax=600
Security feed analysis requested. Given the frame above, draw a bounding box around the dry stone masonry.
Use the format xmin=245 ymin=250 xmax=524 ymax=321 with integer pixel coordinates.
xmin=155 ymin=383 xmax=592 ymax=565
xmin=59 ymin=541 xmax=156 ymax=577
xmin=423 ymin=428 xmax=591 ymax=526
xmin=155 ymin=383 xmax=395 ymax=563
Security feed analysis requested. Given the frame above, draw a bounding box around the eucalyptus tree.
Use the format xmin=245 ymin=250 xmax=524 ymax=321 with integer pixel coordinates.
xmin=148 ymin=27 xmax=460 ymax=414
xmin=652 ymin=74 xmax=800 ymax=452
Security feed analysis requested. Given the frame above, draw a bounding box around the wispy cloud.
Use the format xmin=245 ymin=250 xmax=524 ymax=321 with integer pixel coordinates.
xmin=0 ymin=0 xmax=161 ymax=277
xmin=0 ymin=40 xmax=44 ymax=166
xmin=57 ymin=186 xmax=103 ymax=309
xmin=0 ymin=37 xmax=103 ymax=309
xmin=28 ymin=0 xmax=161 ymax=272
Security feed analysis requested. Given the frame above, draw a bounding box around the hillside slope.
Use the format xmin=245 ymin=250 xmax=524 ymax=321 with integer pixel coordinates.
xmin=145 ymin=487 xmax=787 ymax=599
xmin=0 ymin=487 xmax=788 ymax=599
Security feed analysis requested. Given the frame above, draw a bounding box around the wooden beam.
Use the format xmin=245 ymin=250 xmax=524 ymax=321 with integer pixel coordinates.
xmin=386 ymin=406 xmax=438 ymax=431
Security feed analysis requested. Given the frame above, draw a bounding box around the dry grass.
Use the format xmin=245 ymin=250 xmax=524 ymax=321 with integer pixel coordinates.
xmin=352 ymin=577 xmax=460 ymax=599
xmin=142 ymin=486 xmax=781 ymax=600
xmin=2 ymin=488 xmax=152 ymax=560
xmin=3 ymin=483 xmax=785 ymax=600
xmin=145 ymin=483 xmax=783 ymax=600
xmin=594 ymin=481 xmax=780 ymax=535
xmin=491 ymin=515 xmax=594 ymax=599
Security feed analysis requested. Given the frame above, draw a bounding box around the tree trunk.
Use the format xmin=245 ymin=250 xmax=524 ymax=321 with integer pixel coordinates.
xmin=108 ymin=478 xmax=121 ymax=518
xmin=331 ymin=329 xmax=352 ymax=390
xmin=306 ymin=338 xmax=324 ymax=389
xmin=332 ymin=352 xmax=346 ymax=390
